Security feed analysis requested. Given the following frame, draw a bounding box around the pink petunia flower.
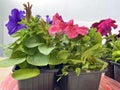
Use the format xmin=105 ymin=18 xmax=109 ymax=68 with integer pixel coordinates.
xmin=48 ymin=13 xmax=66 ymax=36
xmin=48 ymin=25 xmax=61 ymax=35
xmin=64 ymin=20 xmax=78 ymax=38
xmin=77 ymin=26 xmax=88 ymax=36
xmin=49 ymin=13 xmax=88 ymax=38
xmin=64 ymin=20 xmax=88 ymax=39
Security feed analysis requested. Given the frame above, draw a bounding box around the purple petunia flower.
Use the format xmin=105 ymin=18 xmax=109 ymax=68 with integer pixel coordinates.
xmin=46 ymin=15 xmax=52 ymax=24
xmin=6 ymin=8 xmax=26 ymax=35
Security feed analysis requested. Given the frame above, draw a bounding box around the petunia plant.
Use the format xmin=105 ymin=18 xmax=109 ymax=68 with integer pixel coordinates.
xmin=0 ymin=2 xmax=107 ymax=80
xmin=91 ymin=18 xmax=119 ymax=59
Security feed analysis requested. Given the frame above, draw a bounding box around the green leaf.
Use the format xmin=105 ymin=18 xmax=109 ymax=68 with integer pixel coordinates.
xmin=69 ymin=59 xmax=84 ymax=65
xmin=27 ymin=53 xmax=49 ymax=66
xmin=18 ymin=61 xmax=28 ymax=69
xmin=38 ymin=44 xmax=55 ymax=55
xmin=75 ymin=68 xmax=81 ymax=76
xmin=49 ymin=52 xmax=62 ymax=65
xmin=88 ymin=28 xmax=102 ymax=45
xmin=4 ymin=48 xmax=13 ymax=57
xmin=81 ymin=44 xmax=100 ymax=61
xmin=23 ymin=47 xmax=36 ymax=55
xmin=113 ymin=57 xmax=120 ymax=62
xmin=57 ymin=50 xmax=69 ymax=60
xmin=96 ymin=59 xmax=108 ymax=71
xmin=88 ymin=28 xmax=97 ymax=38
xmin=23 ymin=35 xmax=41 ymax=48
xmin=112 ymin=51 xmax=120 ymax=62
xmin=10 ymin=51 xmax=26 ymax=58
xmin=0 ymin=57 xmax=26 ymax=67
xmin=112 ymin=51 xmax=120 ymax=58
xmin=95 ymin=32 xmax=102 ymax=44
xmin=19 ymin=45 xmax=36 ymax=55
xmin=12 ymin=68 xmax=40 ymax=80
xmin=82 ymin=62 xmax=89 ymax=69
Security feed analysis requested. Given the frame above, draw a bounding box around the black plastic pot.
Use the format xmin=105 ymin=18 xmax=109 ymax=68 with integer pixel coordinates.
xmin=101 ymin=58 xmax=114 ymax=79
xmin=114 ymin=62 xmax=120 ymax=82
xmin=58 ymin=71 xmax=103 ymax=90
xmin=18 ymin=69 xmax=58 ymax=90
xmin=105 ymin=61 xmax=114 ymax=79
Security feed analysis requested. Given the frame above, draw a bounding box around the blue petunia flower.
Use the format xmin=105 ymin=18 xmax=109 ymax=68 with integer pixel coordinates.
xmin=46 ymin=15 xmax=52 ymax=24
xmin=6 ymin=8 xmax=26 ymax=35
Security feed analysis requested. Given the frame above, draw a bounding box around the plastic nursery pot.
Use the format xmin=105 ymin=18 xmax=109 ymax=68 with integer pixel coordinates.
xmin=101 ymin=58 xmax=114 ymax=79
xmin=114 ymin=62 xmax=120 ymax=82
xmin=18 ymin=69 xmax=58 ymax=90
xmin=105 ymin=61 xmax=114 ymax=79
xmin=58 ymin=71 xmax=104 ymax=90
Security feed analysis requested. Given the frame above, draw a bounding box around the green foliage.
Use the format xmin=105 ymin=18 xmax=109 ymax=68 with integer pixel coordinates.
xmin=111 ymin=39 xmax=120 ymax=62
xmin=60 ymin=28 xmax=107 ymax=76
xmin=0 ymin=13 xmax=107 ymax=80
xmin=0 ymin=16 xmax=61 ymax=80
xmin=101 ymin=34 xmax=117 ymax=59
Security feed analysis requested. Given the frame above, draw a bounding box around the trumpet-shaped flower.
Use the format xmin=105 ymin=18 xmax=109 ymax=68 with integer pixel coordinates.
xmin=49 ymin=14 xmax=88 ymax=38
xmin=46 ymin=15 xmax=52 ymax=24
xmin=48 ymin=13 xmax=66 ymax=35
xmin=91 ymin=18 xmax=117 ymax=36
xmin=64 ymin=20 xmax=88 ymax=39
xmin=5 ymin=8 xmax=26 ymax=35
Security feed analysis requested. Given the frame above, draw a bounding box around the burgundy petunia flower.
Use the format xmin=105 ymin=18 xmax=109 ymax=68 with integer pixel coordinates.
xmin=91 ymin=18 xmax=118 ymax=36
xmin=5 ymin=8 xmax=26 ymax=35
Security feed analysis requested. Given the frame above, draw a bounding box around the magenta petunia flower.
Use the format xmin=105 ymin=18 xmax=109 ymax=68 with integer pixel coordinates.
xmin=91 ymin=18 xmax=118 ymax=36
xmin=5 ymin=8 xmax=26 ymax=35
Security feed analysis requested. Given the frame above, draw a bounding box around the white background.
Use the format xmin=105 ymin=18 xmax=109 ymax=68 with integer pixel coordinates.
xmin=0 ymin=0 xmax=120 ymax=56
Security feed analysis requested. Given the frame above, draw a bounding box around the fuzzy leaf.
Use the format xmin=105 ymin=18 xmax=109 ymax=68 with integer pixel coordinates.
xmin=27 ymin=53 xmax=49 ymax=66
xmin=12 ymin=68 xmax=40 ymax=80
xmin=49 ymin=52 xmax=62 ymax=65
xmin=0 ymin=57 xmax=26 ymax=67
xmin=57 ymin=50 xmax=69 ymax=60
xmin=17 ymin=45 xmax=36 ymax=55
xmin=10 ymin=51 xmax=26 ymax=58
xmin=23 ymin=35 xmax=41 ymax=48
xmin=38 ymin=44 xmax=55 ymax=55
